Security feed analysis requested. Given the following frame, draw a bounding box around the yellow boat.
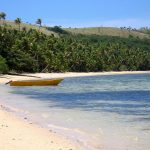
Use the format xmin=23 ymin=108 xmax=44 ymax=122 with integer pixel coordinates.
xmin=7 ymin=78 xmax=64 ymax=86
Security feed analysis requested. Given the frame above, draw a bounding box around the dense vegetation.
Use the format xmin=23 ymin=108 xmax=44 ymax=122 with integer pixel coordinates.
xmin=46 ymin=26 xmax=69 ymax=35
xmin=0 ymin=25 xmax=150 ymax=73
xmin=0 ymin=55 xmax=8 ymax=73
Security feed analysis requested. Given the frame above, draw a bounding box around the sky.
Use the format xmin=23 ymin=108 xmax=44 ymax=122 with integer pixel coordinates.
xmin=0 ymin=0 xmax=150 ymax=28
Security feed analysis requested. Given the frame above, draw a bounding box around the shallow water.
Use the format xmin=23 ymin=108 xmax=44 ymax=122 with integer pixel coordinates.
xmin=0 ymin=74 xmax=150 ymax=150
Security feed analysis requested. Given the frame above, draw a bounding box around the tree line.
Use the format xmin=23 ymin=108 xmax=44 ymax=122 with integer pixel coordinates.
xmin=0 ymin=19 xmax=150 ymax=73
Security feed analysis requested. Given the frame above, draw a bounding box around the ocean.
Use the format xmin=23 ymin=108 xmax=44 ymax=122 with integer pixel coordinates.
xmin=0 ymin=73 xmax=150 ymax=150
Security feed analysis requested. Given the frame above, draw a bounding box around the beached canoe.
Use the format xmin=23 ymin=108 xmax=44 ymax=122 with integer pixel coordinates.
xmin=7 ymin=78 xmax=64 ymax=86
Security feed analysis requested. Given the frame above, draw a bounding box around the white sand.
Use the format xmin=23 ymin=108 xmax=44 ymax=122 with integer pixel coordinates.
xmin=0 ymin=71 xmax=150 ymax=150
xmin=0 ymin=71 xmax=150 ymax=84
xmin=0 ymin=105 xmax=84 ymax=150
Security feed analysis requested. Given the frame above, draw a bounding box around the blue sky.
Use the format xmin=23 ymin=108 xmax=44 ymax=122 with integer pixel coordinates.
xmin=0 ymin=0 xmax=150 ymax=28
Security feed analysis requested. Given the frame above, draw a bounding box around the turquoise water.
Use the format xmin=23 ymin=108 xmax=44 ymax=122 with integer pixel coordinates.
xmin=0 ymin=73 xmax=150 ymax=150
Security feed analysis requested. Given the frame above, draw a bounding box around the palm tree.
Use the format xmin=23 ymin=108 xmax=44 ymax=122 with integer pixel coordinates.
xmin=36 ymin=18 xmax=42 ymax=30
xmin=0 ymin=12 xmax=6 ymax=24
xmin=14 ymin=18 xmax=21 ymax=31
xmin=0 ymin=12 xmax=6 ymax=20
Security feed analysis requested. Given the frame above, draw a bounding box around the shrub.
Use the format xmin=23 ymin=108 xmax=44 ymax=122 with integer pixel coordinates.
xmin=0 ymin=55 xmax=8 ymax=73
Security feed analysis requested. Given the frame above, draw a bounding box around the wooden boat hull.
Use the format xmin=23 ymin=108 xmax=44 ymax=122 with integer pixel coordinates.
xmin=9 ymin=78 xmax=63 ymax=86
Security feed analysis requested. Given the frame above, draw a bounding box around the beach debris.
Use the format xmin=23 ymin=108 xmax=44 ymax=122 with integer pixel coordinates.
xmin=0 ymin=75 xmax=10 ymax=79
xmin=7 ymin=72 xmax=41 ymax=78
xmin=1 ymin=124 xmax=8 ymax=127
xmin=5 ymin=80 xmax=12 ymax=85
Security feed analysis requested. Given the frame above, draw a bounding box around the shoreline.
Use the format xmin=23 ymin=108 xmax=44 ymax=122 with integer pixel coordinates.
xmin=0 ymin=71 xmax=150 ymax=150
xmin=0 ymin=71 xmax=150 ymax=84
xmin=0 ymin=104 xmax=85 ymax=150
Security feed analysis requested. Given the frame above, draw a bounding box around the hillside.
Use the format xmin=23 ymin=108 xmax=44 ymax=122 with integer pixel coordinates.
xmin=139 ymin=27 xmax=150 ymax=36
xmin=65 ymin=27 xmax=150 ymax=39
xmin=0 ymin=20 xmax=58 ymax=36
xmin=0 ymin=20 xmax=150 ymax=39
xmin=0 ymin=25 xmax=150 ymax=73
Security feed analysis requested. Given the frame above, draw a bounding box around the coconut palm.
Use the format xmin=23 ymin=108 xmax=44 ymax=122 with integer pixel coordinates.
xmin=36 ymin=18 xmax=42 ymax=30
xmin=14 ymin=18 xmax=21 ymax=31
xmin=0 ymin=12 xmax=6 ymax=20
xmin=0 ymin=12 xmax=6 ymax=25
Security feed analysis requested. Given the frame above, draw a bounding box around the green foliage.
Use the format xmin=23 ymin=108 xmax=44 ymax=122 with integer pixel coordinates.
xmin=46 ymin=26 xmax=69 ymax=34
xmin=14 ymin=18 xmax=22 ymax=31
xmin=0 ymin=55 xmax=8 ymax=73
xmin=36 ymin=18 xmax=42 ymax=27
xmin=0 ymin=25 xmax=150 ymax=73
xmin=14 ymin=18 xmax=21 ymax=24
xmin=0 ymin=12 xmax=6 ymax=20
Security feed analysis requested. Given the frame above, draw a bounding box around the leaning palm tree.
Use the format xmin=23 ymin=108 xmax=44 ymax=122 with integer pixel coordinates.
xmin=14 ymin=18 xmax=21 ymax=31
xmin=36 ymin=18 xmax=42 ymax=30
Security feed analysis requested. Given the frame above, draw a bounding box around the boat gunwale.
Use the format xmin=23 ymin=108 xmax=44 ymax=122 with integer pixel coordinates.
xmin=8 ymin=78 xmax=64 ymax=86
xmin=10 ymin=78 xmax=64 ymax=83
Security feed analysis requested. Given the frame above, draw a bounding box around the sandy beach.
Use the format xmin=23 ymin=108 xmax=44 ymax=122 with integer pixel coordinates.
xmin=0 ymin=105 xmax=84 ymax=150
xmin=0 ymin=71 xmax=150 ymax=150
xmin=0 ymin=71 xmax=150 ymax=84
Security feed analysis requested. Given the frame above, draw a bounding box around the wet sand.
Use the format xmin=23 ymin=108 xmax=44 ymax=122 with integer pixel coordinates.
xmin=0 ymin=105 xmax=84 ymax=150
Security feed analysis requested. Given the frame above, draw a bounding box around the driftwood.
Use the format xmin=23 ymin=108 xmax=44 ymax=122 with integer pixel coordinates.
xmin=7 ymin=73 xmax=41 ymax=78
xmin=0 ymin=74 xmax=10 ymax=79
xmin=5 ymin=80 xmax=12 ymax=85
xmin=0 ymin=76 xmax=9 ymax=79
